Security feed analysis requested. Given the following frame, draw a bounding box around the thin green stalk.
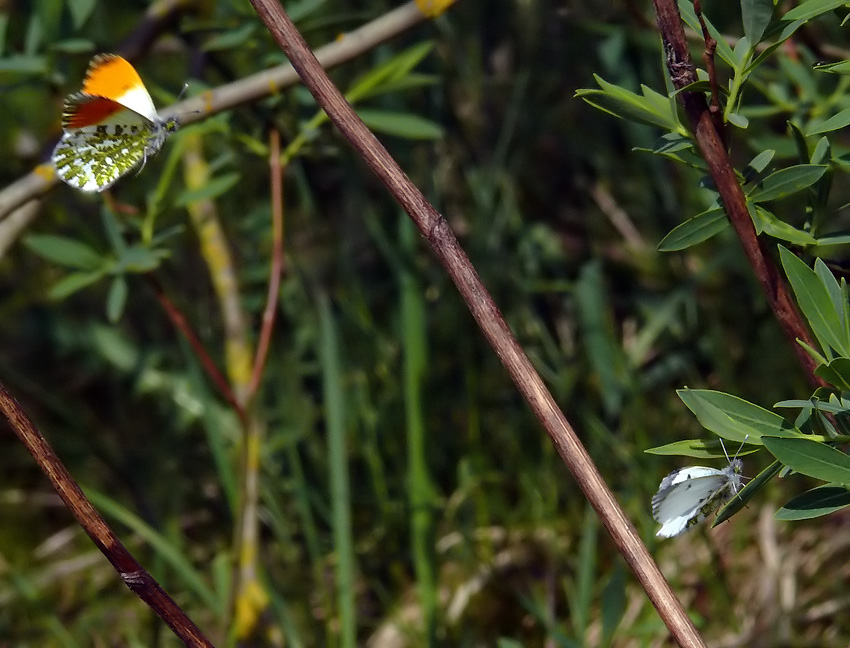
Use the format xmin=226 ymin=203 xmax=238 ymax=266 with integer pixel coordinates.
xmin=318 ymin=293 xmax=356 ymax=648
xmin=399 ymin=217 xmax=437 ymax=644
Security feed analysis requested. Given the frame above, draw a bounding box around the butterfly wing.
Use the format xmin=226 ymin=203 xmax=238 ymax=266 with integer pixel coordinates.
xmin=80 ymin=54 xmax=159 ymax=122
xmin=52 ymin=105 xmax=152 ymax=192
xmin=652 ymin=467 xmax=733 ymax=538
xmin=53 ymin=56 xmax=179 ymax=191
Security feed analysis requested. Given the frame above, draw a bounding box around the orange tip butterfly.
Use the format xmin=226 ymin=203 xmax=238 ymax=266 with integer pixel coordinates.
xmin=52 ymin=54 xmax=179 ymax=192
xmin=651 ymin=439 xmax=745 ymax=538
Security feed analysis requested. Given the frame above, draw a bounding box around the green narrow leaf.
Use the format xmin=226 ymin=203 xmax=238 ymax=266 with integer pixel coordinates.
xmin=787 ymin=121 xmax=809 ymax=163
xmin=101 ymin=208 xmax=127 ymax=255
xmin=762 ymin=436 xmax=850 ymax=484
xmin=814 ymin=257 xmax=847 ymax=335
xmin=356 ymin=109 xmax=444 ymax=140
xmin=645 ymin=438 xmax=759 ymax=459
xmin=24 ymin=14 xmax=42 ymax=55
xmin=201 ymin=23 xmax=258 ymax=51
xmin=49 ymin=38 xmax=96 ymax=54
xmin=346 ymin=41 xmax=434 ymax=103
xmin=750 ymin=204 xmax=818 ymax=245
xmin=744 ymin=149 xmax=776 ymax=181
xmin=47 ymin=269 xmax=107 ymax=299
xmin=815 ymin=233 xmax=850 ymax=247
xmin=0 ymin=55 xmax=49 ymax=76
xmin=35 ymin=0 xmax=61 ymax=43
xmin=174 ymin=172 xmax=240 ymax=207
xmin=106 ymin=275 xmax=128 ymax=323
xmin=811 ymin=136 xmax=831 ymax=164
xmin=814 ymin=60 xmax=850 ymax=75
xmin=783 ymin=0 xmax=850 ymax=21
xmin=575 ymin=75 xmax=684 ymax=133
xmin=779 ymin=245 xmax=850 ymax=357
xmin=678 ymin=388 xmax=804 ymax=443
xmin=775 ymin=485 xmax=850 ymax=520
xmin=742 ymin=0 xmax=774 ymax=46
xmin=657 ymin=208 xmax=728 ymax=251
xmin=728 ymin=112 xmax=750 ymax=128
xmin=775 ymin=397 xmax=850 ymax=415
xmin=24 ymin=234 xmax=103 ymax=269
xmin=747 ymin=164 xmax=828 ymax=202
xmin=815 ymin=360 xmax=850 ymax=391
xmin=116 ymin=246 xmax=161 ymax=273
xmin=66 ymin=0 xmax=98 ymax=29
xmin=806 ymin=107 xmax=850 ymax=135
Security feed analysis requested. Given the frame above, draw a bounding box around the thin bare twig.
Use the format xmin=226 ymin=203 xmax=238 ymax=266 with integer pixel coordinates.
xmin=0 ymin=381 xmax=215 ymax=647
xmin=247 ymin=129 xmax=286 ymax=402
xmin=246 ymin=1 xmax=706 ymax=646
xmin=146 ymin=274 xmax=247 ymax=426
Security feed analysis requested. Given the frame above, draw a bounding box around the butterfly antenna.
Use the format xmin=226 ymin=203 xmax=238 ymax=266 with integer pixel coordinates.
xmin=719 ymin=437 xmax=731 ymax=462
xmin=732 ymin=434 xmax=750 ymax=461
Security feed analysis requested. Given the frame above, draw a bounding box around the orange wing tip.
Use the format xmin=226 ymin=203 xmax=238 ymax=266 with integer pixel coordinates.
xmin=81 ymin=54 xmax=146 ymax=101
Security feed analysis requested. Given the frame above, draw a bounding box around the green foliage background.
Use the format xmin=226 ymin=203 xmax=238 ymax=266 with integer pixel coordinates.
xmin=1 ymin=0 xmax=845 ymax=645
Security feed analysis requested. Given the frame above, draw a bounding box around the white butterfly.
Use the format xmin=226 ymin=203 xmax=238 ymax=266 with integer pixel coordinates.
xmin=52 ymin=54 xmax=179 ymax=192
xmin=651 ymin=443 xmax=744 ymax=538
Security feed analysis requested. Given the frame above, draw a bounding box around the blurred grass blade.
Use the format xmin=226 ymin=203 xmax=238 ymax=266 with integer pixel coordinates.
xmin=399 ymin=217 xmax=437 ymax=643
xmin=185 ymin=358 xmax=238 ymax=511
xmin=570 ymin=505 xmax=597 ymax=642
xmin=576 ymin=260 xmax=626 ymax=416
xmin=601 ymin=562 xmax=626 ymax=646
xmin=318 ymin=293 xmax=356 ymax=648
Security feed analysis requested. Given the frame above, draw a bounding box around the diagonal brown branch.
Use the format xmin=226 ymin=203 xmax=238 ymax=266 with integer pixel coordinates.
xmin=653 ymin=0 xmax=824 ymax=387
xmin=0 ymin=381 xmax=215 ymax=647
xmin=246 ymin=1 xmax=707 ymax=646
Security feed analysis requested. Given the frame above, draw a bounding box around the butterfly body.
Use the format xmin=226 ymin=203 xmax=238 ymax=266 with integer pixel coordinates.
xmin=52 ymin=54 xmax=178 ymax=192
xmin=651 ymin=458 xmax=743 ymax=538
